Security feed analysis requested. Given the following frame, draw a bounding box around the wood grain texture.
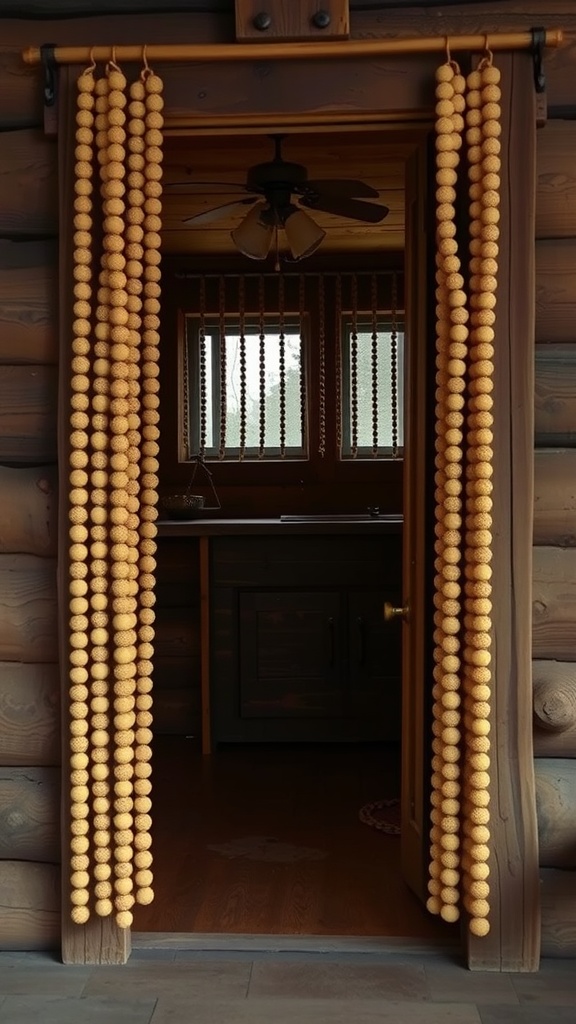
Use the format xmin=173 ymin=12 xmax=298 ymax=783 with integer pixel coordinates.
xmin=536 ymin=122 xmax=576 ymax=240
xmin=0 ymin=554 xmax=58 ymax=662
xmin=235 ymin=0 xmax=349 ymax=41
xmin=154 ymin=608 xmax=199 ymax=660
xmin=0 ymin=767 xmax=59 ymax=862
xmin=152 ymin=687 xmax=201 ymax=737
xmin=0 ymin=860 xmax=59 ymax=950
xmin=0 ymin=240 xmax=58 ymax=364
xmin=535 ymin=345 xmax=576 ymax=447
xmin=541 ymin=867 xmax=576 ymax=958
xmin=133 ymin=737 xmax=453 ymax=943
xmin=0 ymin=661 xmax=59 ymax=766
xmin=534 ymin=449 xmax=576 ymax=546
xmin=533 ymin=659 xmax=576 ymax=732
xmin=536 ymin=240 xmax=576 ymax=344
xmin=533 ymin=547 xmax=576 ymax=662
xmin=466 ymin=52 xmax=540 ymax=972
xmin=0 ymin=364 xmax=57 ymax=463
xmin=535 ymin=759 xmax=576 ymax=868
xmin=0 ymin=465 xmax=57 ymax=556
xmin=0 ymin=130 xmax=57 ymax=237
xmin=0 ymin=47 xmax=42 ymax=130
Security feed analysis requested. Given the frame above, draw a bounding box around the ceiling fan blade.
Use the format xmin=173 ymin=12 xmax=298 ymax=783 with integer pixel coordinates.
xmin=304 ymin=179 xmax=380 ymax=199
xmin=183 ymin=197 xmax=258 ymax=226
xmin=300 ymin=196 xmax=389 ymax=223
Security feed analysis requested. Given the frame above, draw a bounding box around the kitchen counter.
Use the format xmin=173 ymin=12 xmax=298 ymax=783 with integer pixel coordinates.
xmin=157 ymin=514 xmax=403 ymax=536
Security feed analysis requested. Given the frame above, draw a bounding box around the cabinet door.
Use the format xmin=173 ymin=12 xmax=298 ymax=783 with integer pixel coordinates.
xmin=348 ymin=589 xmax=402 ymax=741
xmin=239 ymin=590 xmax=343 ymax=724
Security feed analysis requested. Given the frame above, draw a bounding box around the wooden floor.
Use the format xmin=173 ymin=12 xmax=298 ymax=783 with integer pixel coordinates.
xmin=133 ymin=738 xmax=454 ymax=941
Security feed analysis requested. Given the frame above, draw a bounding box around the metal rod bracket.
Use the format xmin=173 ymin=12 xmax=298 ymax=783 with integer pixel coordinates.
xmin=531 ymin=27 xmax=546 ymax=94
xmin=40 ymin=43 xmax=59 ymax=137
xmin=40 ymin=43 xmax=57 ymax=106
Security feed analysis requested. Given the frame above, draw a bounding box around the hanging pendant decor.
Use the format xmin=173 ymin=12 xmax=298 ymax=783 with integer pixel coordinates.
xmin=68 ymin=50 xmax=164 ymax=930
xmin=428 ymin=43 xmax=500 ymax=937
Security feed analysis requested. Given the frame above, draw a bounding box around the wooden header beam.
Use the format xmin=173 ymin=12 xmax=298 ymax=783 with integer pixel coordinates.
xmin=22 ymin=28 xmax=563 ymax=66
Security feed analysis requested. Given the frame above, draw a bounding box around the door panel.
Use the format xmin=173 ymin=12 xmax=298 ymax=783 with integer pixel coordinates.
xmin=400 ymin=138 xmax=431 ymax=903
xmin=348 ymin=588 xmax=402 ymax=741
xmin=239 ymin=589 xmax=343 ymax=719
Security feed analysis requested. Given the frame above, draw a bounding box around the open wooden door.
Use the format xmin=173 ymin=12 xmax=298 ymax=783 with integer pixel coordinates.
xmin=399 ymin=137 xmax=431 ymax=903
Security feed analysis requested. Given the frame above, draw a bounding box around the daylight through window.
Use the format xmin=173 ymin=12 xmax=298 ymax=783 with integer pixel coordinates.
xmin=180 ymin=272 xmax=404 ymax=464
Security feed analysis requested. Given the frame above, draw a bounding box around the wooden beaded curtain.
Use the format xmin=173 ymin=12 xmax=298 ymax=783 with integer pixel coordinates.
xmin=67 ymin=54 xmax=164 ymax=929
xmin=181 ymin=270 xmax=401 ymax=462
xmin=427 ymin=47 xmax=500 ymax=937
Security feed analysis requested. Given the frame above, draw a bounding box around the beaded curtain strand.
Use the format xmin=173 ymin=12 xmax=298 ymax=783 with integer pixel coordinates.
xmin=390 ymin=273 xmax=399 ymax=459
xmin=68 ymin=61 xmax=97 ymax=925
xmin=198 ymin=276 xmax=207 ymax=459
xmin=370 ymin=274 xmax=379 ymax=458
xmin=318 ymin=273 xmax=326 ymax=457
xmin=428 ymin=56 xmax=467 ymax=926
xmin=68 ymin=53 xmax=163 ymax=930
xmin=278 ymin=274 xmax=286 ymax=458
xmin=133 ymin=63 xmax=164 ymax=912
xmin=90 ymin=68 xmax=116 ymax=921
xmin=100 ymin=59 xmax=138 ymax=930
xmin=299 ymin=274 xmax=307 ymax=453
xmin=459 ymin=53 xmax=500 ymax=939
xmin=258 ymin=275 xmax=266 ymax=459
xmin=238 ymin=276 xmax=247 ymax=460
xmin=427 ymin=47 xmax=499 ymax=936
xmin=217 ymin=276 xmax=227 ymax=460
xmin=350 ymin=273 xmax=359 ymax=459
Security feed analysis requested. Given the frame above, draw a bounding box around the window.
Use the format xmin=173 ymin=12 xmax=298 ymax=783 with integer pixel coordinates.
xmin=341 ymin=319 xmax=404 ymax=458
xmin=179 ymin=272 xmax=404 ymax=465
xmin=185 ymin=315 xmax=307 ymax=460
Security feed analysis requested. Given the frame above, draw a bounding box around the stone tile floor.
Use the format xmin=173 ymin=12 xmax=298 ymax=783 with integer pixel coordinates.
xmin=0 ymin=946 xmax=575 ymax=1023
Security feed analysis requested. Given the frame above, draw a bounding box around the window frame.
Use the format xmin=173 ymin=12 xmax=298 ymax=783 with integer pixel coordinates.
xmin=340 ymin=312 xmax=406 ymax=460
xmin=184 ymin=311 xmax=309 ymax=462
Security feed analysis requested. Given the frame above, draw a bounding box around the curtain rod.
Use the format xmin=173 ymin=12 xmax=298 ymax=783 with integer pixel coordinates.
xmin=22 ymin=28 xmax=563 ymax=66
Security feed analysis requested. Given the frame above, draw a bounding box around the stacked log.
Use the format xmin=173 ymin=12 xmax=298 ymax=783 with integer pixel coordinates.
xmin=535 ymin=117 xmax=576 ymax=958
xmin=0 ymin=92 xmax=60 ymax=948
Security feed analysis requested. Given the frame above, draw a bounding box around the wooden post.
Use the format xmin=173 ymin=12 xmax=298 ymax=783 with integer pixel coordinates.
xmin=465 ymin=52 xmax=540 ymax=972
xmin=57 ymin=66 xmax=130 ymax=966
xmin=199 ymin=536 xmax=212 ymax=755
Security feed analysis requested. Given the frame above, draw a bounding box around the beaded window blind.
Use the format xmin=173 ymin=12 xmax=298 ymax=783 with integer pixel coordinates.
xmin=181 ymin=270 xmax=404 ymax=462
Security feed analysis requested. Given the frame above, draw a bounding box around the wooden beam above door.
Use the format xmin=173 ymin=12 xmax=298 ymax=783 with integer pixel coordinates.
xmin=234 ymin=0 xmax=350 ymax=42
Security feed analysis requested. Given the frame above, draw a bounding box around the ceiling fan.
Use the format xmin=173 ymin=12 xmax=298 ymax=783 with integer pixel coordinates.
xmin=174 ymin=135 xmax=390 ymax=261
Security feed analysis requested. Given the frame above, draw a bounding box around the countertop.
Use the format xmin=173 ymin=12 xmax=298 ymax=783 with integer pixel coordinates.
xmin=157 ymin=515 xmax=403 ymax=536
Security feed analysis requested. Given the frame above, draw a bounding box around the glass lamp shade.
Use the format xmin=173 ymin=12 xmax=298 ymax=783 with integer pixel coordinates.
xmin=284 ymin=207 xmax=326 ymax=260
xmin=231 ymin=201 xmax=274 ymax=259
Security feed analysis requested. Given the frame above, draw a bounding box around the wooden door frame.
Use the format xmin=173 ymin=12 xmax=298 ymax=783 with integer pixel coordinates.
xmin=57 ymin=50 xmax=539 ymax=969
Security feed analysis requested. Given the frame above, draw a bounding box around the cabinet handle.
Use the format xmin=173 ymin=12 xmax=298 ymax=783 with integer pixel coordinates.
xmin=357 ymin=615 xmax=365 ymax=665
xmin=328 ymin=616 xmax=334 ymax=666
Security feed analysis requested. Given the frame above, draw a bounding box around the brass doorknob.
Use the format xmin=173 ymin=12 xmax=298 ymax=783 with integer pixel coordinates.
xmin=384 ymin=600 xmax=410 ymax=623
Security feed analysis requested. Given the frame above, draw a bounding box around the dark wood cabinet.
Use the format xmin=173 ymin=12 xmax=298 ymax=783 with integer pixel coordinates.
xmin=211 ymin=532 xmax=402 ymax=743
xmin=239 ymin=590 xmax=345 ymax=720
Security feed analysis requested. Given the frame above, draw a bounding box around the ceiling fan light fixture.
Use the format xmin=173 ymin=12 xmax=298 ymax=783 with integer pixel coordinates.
xmin=283 ymin=206 xmax=326 ymax=261
xmin=231 ymin=201 xmax=274 ymax=260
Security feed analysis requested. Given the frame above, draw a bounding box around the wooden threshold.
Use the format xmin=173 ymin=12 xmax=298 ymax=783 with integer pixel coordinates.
xmin=132 ymin=931 xmax=459 ymax=955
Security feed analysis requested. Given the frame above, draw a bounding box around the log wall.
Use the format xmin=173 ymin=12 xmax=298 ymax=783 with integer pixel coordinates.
xmin=0 ymin=0 xmax=575 ymax=960
xmin=0 ymin=35 xmax=60 ymax=954
xmin=534 ymin=92 xmax=576 ymax=955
